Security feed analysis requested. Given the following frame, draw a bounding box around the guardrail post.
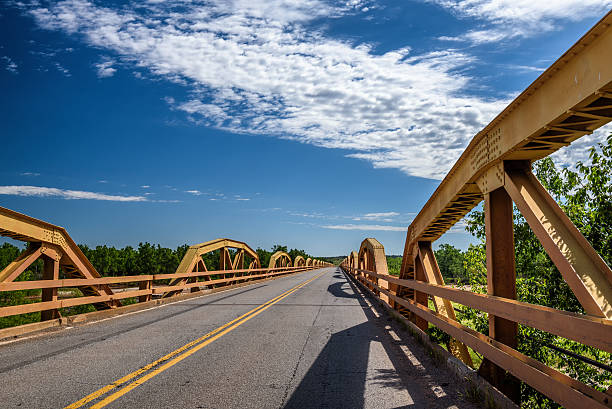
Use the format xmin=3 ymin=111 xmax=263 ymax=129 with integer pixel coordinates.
xmin=139 ymin=280 xmax=152 ymax=303
xmin=413 ymin=250 xmax=429 ymax=332
xmin=41 ymin=255 xmax=60 ymax=321
xmin=479 ymin=186 xmax=520 ymax=403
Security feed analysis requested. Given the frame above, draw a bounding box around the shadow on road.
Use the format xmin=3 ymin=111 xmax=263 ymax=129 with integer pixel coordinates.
xmin=326 ymin=281 xmax=358 ymax=299
xmin=283 ymin=271 xmax=468 ymax=409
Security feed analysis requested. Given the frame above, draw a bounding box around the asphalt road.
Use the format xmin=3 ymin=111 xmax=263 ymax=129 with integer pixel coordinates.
xmin=0 ymin=267 xmax=480 ymax=409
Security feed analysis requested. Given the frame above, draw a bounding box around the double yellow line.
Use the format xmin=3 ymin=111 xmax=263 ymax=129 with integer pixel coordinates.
xmin=65 ymin=272 xmax=324 ymax=409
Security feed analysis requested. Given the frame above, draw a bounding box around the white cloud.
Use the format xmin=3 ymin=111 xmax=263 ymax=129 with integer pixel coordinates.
xmin=28 ymin=0 xmax=507 ymax=180
xmin=289 ymin=211 xmax=328 ymax=219
xmin=0 ymin=185 xmax=146 ymax=202
xmin=185 ymin=189 xmax=203 ymax=195
xmin=19 ymin=172 xmax=40 ymax=176
xmin=25 ymin=0 xmax=608 ymax=179
xmin=550 ymin=123 xmax=612 ymax=170
xmin=141 ymin=185 xmax=150 ymax=188
xmin=321 ymin=223 xmax=406 ymax=231
xmin=95 ymin=58 xmax=116 ymax=77
xmin=364 ymin=212 xmax=399 ymax=218
xmin=54 ymin=61 xmax=71 ymax=76
xmin=501 ymin=64 xmax=545 ymax=73
xmin=447 ymin=218 xmax=469 ymax=233
xmin=2 ymin=56 xmax=18 ymax=74
xmin=353 ymin=211 xmax=400 ymax=222
xmin=432 ymin=1 xmax=612 ymax=44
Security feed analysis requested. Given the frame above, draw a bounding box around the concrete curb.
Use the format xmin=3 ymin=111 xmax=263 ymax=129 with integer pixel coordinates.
xmin=0 ymin=269 xmax=315 ymax=342
xmin=345 ymin=270 xmax=519 ymax=409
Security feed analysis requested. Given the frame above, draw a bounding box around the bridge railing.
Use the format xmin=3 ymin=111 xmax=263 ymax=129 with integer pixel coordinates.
xmin=341 ymin=262 xmax=611 ymax=409
xmin=0 ymin=205 xmax=331 ymax=326
xmin=342 ymin=10 xmax=612 ymax=409
xmin=0 ymin=265 xmax=316 ymax=320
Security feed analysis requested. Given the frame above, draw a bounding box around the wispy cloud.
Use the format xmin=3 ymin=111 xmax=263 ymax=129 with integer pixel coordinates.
xmin=27 ymin=0 xmax=506 ymax=180
xmin=551 ymin=123 xmax=612 ymax=170
xmin=501 ymin=64 xmax=546 ymax=73
xmin=185 ymin=189 xmax=203 ymax=196
xmin=0 ymin=185 xmax=146 ymax=202
xmin=289 ymin=211 xmax=329 ymax=219
xmin=321 ymin=224 xmax=406 ymax=232
xmin=2 ymin=56 xmax=18 ymax=74
xmin=54 ymin=61 xmax=70 ymax=76
xmin=433 ymin=0 xmax=612 ymax=44
xmin=95 ymin=58 xmax=116 ymax=78
xmin=19 ymin=172 xmax=40 ymax=177
xmin=447 ymin=218 xmax=469 ymax=233
xmin=21 ymin=0 xmax=608 ymax=179
xmin=353 ymin=211 xmax=400 ymax=222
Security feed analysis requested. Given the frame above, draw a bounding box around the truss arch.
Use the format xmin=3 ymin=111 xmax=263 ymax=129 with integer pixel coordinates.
xmin=175 ymin=238 xmax=260 ymax=275
xmin=0 ymin=206 xmax=117 ymax=317
xmin=268 ymin=251 xmax=292 ymax=269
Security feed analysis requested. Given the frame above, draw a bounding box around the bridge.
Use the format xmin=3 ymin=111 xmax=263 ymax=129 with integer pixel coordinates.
xmin=1 ymin=10 xmax=612 ymax=409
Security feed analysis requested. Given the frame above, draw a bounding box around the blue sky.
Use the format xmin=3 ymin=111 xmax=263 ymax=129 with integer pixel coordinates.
xmin=1 ymin=0 xmax=611 ymax=256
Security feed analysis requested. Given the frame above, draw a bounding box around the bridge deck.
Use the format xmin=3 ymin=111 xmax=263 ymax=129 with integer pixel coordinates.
xmin=0 ymin=268 xmax=480 ymax=409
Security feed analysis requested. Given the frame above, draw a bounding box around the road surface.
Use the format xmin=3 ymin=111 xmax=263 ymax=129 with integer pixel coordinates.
xmin=0 ymin=267 xmax=480 ymax=408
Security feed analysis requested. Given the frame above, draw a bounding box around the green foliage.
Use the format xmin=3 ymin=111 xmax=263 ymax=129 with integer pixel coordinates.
xmin=434 ymin=243 xmax=467 ymax=283
xmin=256 ymin=247 xmax=272 ymax=268
xmin=288 ymin=248 xmax=309 ymax=262
xmin=320 ymin=256 xmax=344 ymax=266
xmin=272 ymin=244 xmax=288 ymax=253
xmin=386 ymin=245 xmax=467 ymax=281
xmin=78 ymin=243 xmax=189 ymax=275
xmin=255 ymin=245 xmax=313 ymax=267
xmin=386 ymin=256 xmax=402 ymax=276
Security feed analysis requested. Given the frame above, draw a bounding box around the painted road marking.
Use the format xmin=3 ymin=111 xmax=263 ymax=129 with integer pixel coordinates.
xmin=65 ymin=271 xmax=325 ymax=409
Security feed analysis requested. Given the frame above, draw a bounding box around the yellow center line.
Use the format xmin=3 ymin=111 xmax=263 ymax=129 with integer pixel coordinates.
xmin=65 ymin=271 xmax=324 ymax=409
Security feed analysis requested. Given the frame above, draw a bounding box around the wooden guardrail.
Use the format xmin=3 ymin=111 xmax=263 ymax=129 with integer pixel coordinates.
xmin=0 ymin=205 xmax=331 ymax=325
xmin=0 ymin=265 xmax=317 ymax=319
xmin=341 ymin=10 xmax=612 ymax=409
xmin=341 ymin=259 xmax=612 ymax=409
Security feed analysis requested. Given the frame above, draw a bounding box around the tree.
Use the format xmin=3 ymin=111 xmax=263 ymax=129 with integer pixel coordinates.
xmin=434 ymin=244 xmax=466 ymax=283
xmin=272 ymin=244 xmax=288 ymax=253
xmin=288 ymin=248 xmax=309 ymax=262
xmin=256 ymin=248 xmax=272 ymax=268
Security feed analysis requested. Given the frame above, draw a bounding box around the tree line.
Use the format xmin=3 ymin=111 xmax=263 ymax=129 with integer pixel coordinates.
xmin=0 ymin=242 xmax=315 ymax=279
xmin=385 ymin=246 xmax=467 ymax=282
